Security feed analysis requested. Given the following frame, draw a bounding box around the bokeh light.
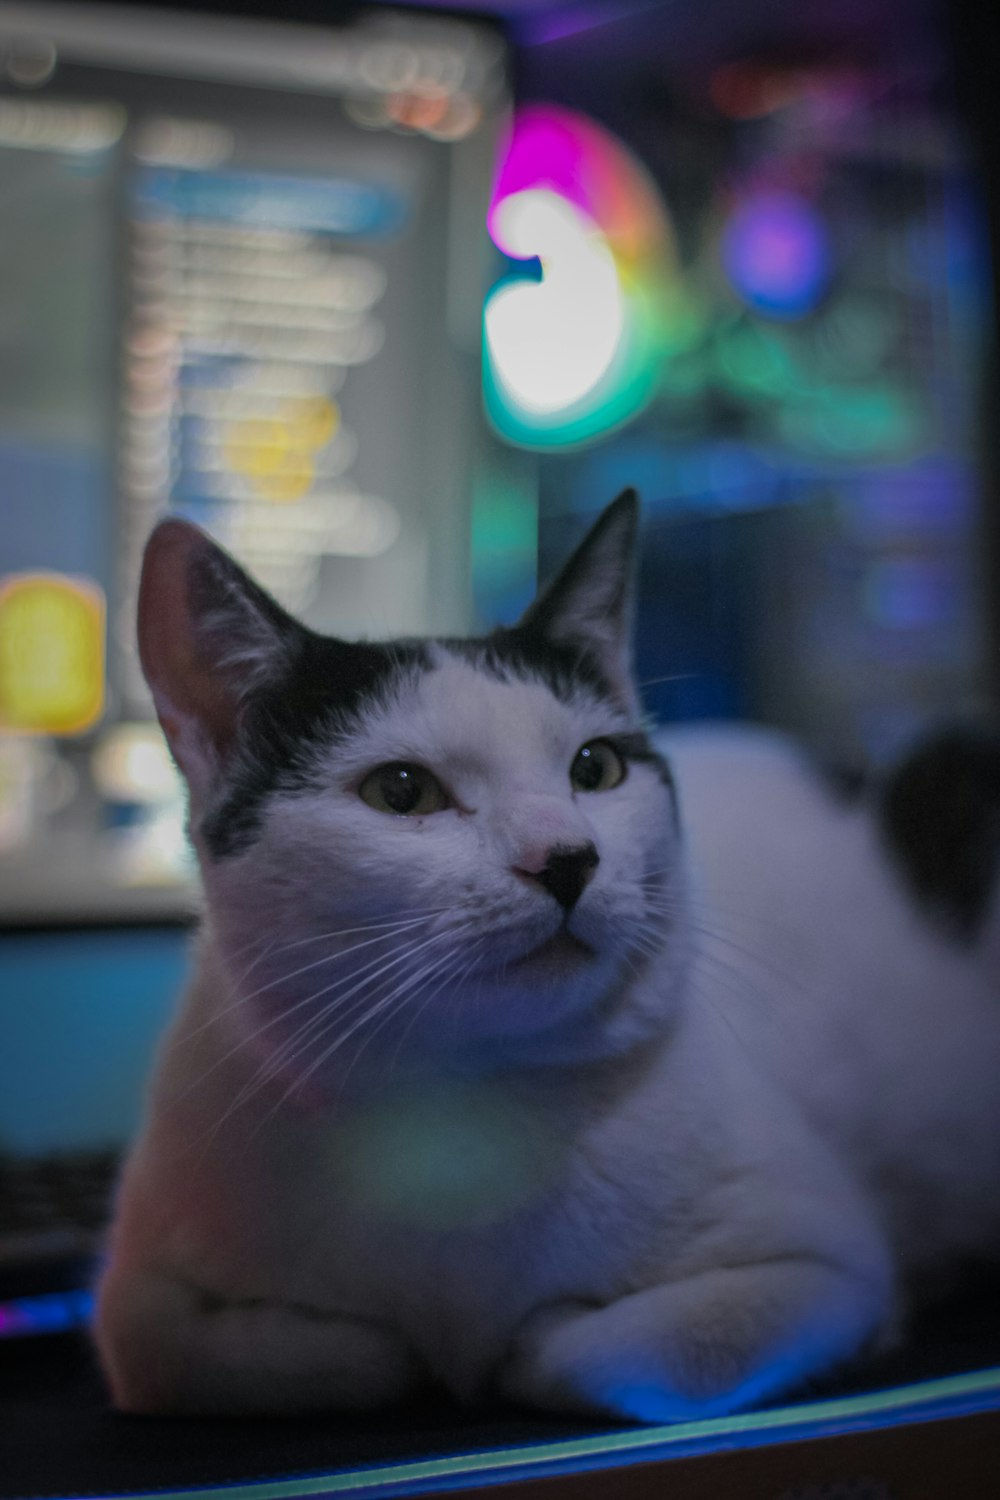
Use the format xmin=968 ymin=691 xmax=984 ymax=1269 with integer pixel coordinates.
xmin=722 ymin=190 xmax=831 ymax=320
xmin=0 ymin=574 xmax=105 ymax=735
xmin=483 ymin=105 xmax=679 ymax=449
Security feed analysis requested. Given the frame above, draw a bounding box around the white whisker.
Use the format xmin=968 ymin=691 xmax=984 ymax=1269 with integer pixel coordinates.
xmin=259 ymin=937 xmax=479 ymax=1128
xmin=185 ymin=925 xmax=452 ymax=1137
xmin=207 ymin=926 xmax=467 ymax=1132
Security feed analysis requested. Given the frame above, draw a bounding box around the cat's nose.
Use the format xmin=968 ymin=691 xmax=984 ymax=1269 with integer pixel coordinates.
xmin=515 ymin=842 xmax=600 ymax=911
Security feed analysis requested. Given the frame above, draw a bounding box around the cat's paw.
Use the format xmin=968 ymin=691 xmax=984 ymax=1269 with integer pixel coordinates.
xmin=96 ymin=1266 xmax=424 ymax=1414
xmin=499 ymin=1293 xmax=712 ymax=1422
xmin=498 ymin=1259 xmax=890 ymax=1423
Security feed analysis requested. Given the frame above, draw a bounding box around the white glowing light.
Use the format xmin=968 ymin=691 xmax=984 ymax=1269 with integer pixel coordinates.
xmin=485 ymin=189 xmax=625 ymax=415
xmin=92 ymin=724 xmax=182 ymax=804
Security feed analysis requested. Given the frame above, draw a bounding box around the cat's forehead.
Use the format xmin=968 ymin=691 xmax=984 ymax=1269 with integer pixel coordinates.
xmin=333 ymin=646 xmax=627 ymax=776
xmin=200 ymin=632 xmax=630 ymax=859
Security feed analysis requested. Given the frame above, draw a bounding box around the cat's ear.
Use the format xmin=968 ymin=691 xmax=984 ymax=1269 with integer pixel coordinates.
xmin=519 ymin=489 xmax=640 ymax=710
xmin=138 ymin=519 xmax=303 ymax=798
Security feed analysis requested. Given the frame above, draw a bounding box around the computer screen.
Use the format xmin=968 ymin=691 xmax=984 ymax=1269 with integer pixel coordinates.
xmin=0 ymin=0 xmax=511 ymax=923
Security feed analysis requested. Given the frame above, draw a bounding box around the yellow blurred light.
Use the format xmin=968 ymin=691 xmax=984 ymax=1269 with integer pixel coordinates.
xmin=0 ymin=574 xmax=105 ymax=735
xmin=254 ymin=455 xmax=316 ymax=503
xmin=225 ymin=416 xmax=292 ymax=477
xmin=288 ymin=395 xmax=339 ymax=449
xmin=225 ymin=398 xmax=339 ymax=503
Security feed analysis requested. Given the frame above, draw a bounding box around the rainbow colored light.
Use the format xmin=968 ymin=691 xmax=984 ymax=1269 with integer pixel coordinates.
xmin=483 ymin=106 xmax=681 ymax=449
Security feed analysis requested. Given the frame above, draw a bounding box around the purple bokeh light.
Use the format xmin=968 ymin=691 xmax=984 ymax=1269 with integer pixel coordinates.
xmin=722 ymin=191 xmax=831 ymax=318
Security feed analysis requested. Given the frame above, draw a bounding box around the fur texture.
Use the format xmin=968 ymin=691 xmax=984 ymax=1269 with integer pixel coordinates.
xmin=95 ymin=493 xmax=1000 ymax=1421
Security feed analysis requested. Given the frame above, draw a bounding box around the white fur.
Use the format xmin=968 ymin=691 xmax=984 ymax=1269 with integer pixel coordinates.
xmin=95 ymin=664 xmax=1000 ymax=1421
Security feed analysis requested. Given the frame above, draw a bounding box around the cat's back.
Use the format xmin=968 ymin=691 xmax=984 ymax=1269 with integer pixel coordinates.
xmin=655 ymin=723 xmax=1000 ymax=1270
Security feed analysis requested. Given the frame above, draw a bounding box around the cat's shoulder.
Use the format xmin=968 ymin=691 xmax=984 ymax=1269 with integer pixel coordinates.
xmin=653 ymin=719 xmax=1000 ymax=952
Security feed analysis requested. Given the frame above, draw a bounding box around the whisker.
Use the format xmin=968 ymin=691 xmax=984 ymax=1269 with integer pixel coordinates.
xmin=641 ymin=897 xmax=803 ymax=992
xmin=234 ymin=913 xmax=440 ymax=1008
xmin=384 ymin=937 xmax=489 ymax=1077
xmin=301 ymin=935 xmax=473 ymax=1085
xmin=252 ymin=925 xmax=466 ymax=1083
xmin=638 ymin=672 xmax=700 ymax=689
xmin=261 ymin=938 xmax=477 ymax=1126
xmin=342 ymin=939 xmax=488 ymax=1094
xmin=212 ymin=926 xmax=466 ymax=1128
xmin=182 ymin=923 xmax=457 ymax=1120
xmin=181 ymin=913 xmax=440 ymax=1048
xmin=686 ymin=969 xmax=762 ymax=1063
xmin=648 ymin=877 xmax=804 ymax=944
xmin=621 ymin=906 xmax=814 ymax=1064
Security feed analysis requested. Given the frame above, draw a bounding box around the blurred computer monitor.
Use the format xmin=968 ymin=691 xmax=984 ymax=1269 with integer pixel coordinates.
xmin=0 ymin=0 xmax=511 ymax=923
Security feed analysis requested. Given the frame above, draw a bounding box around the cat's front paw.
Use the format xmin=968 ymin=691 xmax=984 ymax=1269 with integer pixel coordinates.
xmin=499 ymin=1294 xmax=698 ymax=1422
xmin=499 ymin=1259 xmax=890 ymax=1423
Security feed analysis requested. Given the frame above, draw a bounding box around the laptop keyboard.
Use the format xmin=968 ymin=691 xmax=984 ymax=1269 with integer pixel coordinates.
xmin=0 ymin=1151 xmax=119 ymax=1269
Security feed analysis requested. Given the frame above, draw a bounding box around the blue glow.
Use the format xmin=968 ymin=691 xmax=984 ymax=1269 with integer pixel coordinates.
xmin=863 ymin=558 xmax=957 ymax=629
xmin=574 ymin=438 xmax=781 ymax=518
xmin=588 ymin=1337 xmax=848 ymax=1426
xmin=593 ymin=1357 xmax=821 ymax=1425
xmin=723 ymin=192 xmax=831 ymax=319
xmin=34 ymin=1367 xmax=1000 ymax=1498
xmin=0 ymin=928 xmax=186 ymax=1154
xmin=135 ymin=168 xmax=408 ymax=239
xmin=0 ymin=1288 xmax=94 ymax=1339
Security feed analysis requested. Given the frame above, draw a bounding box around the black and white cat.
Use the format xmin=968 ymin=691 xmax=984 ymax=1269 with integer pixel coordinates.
xmin=95 ymin=492 xmax=1000 ymax=1420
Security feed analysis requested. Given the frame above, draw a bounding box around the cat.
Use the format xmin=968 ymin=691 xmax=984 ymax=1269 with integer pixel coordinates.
xmin=95 ymin=490 xmax=1000 ymax=1421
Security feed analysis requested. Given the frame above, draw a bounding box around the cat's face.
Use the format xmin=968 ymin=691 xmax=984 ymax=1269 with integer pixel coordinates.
xmin=138 ymin=494 xmax=684 ymax=1082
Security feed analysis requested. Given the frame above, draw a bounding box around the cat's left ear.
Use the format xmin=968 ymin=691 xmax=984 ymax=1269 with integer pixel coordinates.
xmin=137 ymin=518 xmax=306 ymax=804
xmin=519 ymin=489 xmax=640 ymax=711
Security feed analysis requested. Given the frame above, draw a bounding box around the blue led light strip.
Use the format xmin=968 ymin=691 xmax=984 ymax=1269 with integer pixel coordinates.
xmin=0 ymin=1287 xmax=95 ymax=1338
xmin=27 ymin=1364 xmax=1000 ymax=1500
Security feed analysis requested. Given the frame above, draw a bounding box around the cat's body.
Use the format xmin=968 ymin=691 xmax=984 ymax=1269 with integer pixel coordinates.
xmin=96 ymin=495 xmax=1000 ymax=1420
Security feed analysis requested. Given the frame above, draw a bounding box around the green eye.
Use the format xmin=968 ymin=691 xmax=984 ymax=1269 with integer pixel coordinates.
xmin=358 ymin=763 xmax=449 ymax=817
xmin=570 ymin=739 xmax=626 ymax=793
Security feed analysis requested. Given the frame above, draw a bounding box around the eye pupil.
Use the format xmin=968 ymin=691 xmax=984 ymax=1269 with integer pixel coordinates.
xmin=358 ymin=762 xmax=449 ymax=816
xmin=382 ymin=767 xmax=420 ymax=814
xmin=574 ymin=747 xmax=603 ymax=791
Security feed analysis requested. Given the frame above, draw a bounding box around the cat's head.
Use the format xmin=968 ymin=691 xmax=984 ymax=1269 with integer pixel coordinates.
xmin=138 ymin=493 xmax=685 ymax=1078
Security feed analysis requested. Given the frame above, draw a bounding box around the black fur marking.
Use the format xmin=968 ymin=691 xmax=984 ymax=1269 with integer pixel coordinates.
xmin=607 ymin=730 xmax=677 ymax=808
xmin=817 ymin=758 xmax=870 ymax=804
xmin=440 ymin=625 xmax=615 ymax=706
xmin=517 ymin=490 xmax=637 ymax=656
xmin=201 ymin=636 xmax=429 ymax=858
xmin=201 ymin=623 xmax=670 ymax=859
xmin=201 ymin=609 xmax=656 ymax=862
xmin=881 ymin=723 xmax=1000 ymax=941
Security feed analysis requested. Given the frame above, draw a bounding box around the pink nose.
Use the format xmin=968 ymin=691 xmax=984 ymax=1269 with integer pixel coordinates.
xmin=513 ymin=842 xmax=600 ymax=911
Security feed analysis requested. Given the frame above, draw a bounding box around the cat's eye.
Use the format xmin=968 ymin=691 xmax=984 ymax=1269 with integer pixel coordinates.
xmin=358 ymin=762 xmax=449 ymax=817
xmin=570 ymin=739 xmax=626 ymax=793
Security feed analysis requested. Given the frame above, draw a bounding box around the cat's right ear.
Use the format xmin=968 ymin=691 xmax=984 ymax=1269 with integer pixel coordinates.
xmin=518 ymin=489 xmax=640 ymax=711
xmin=138 ymin=519 xmax=303 ymax=799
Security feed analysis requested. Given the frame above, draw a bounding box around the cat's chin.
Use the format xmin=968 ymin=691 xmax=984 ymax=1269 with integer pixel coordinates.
xmin=452 ymin=924 xmax=631 ymax=1045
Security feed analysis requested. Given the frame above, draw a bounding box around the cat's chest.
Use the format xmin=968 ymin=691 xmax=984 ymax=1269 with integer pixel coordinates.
xmin=253 ymin=1079 xmax=660 ymax=1343
xmin=319 ymin=1080 xmax=571 ymax=1235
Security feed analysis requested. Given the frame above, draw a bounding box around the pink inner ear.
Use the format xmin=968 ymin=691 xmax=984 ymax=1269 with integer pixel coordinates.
xmin=138 ymin=519 xmax=243 ymax=774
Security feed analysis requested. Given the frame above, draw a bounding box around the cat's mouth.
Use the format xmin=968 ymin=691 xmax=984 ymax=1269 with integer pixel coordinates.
xmin=509 ymin=927 xmax=596 ymax=973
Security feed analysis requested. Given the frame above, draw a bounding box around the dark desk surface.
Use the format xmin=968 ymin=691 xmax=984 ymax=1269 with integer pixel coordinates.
xmin=2 ymin=1279 xmax=999 ymax=1500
